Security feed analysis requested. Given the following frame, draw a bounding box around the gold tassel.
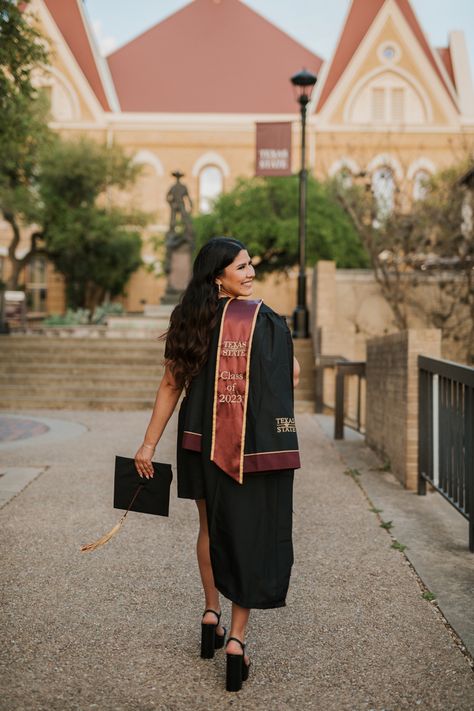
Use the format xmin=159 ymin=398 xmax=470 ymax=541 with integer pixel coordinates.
xmin=80 ymin=484 xmax=143 ymax=553
xmin=80 ymin=515 xmax=127 ymax=552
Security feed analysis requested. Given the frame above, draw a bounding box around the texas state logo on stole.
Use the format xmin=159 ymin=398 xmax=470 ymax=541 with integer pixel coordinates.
xmin=210 ymin=298 xmax=262 ymax=484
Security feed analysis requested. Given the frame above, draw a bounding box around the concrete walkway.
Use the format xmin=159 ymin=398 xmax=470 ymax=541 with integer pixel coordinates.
xmin=1 ymin=409 xmax=473 ymax=711
xmin=317 ymin=414 xmax=474 ymax=662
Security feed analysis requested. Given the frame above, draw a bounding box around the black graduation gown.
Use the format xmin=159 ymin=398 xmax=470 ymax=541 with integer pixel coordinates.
xmin=176 ymin=298 xmax=298 ymax=609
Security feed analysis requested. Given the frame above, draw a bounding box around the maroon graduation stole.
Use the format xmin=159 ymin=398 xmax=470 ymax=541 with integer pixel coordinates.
xmin=210 ymin=298 xmax=263 ymax=484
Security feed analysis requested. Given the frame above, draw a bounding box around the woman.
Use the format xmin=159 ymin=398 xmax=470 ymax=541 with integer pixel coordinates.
xmin=134 ymin=237 xmax=301 ymax=692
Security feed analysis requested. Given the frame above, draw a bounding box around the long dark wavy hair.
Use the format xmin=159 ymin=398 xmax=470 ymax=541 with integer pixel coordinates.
xmin=163 ymin=237 xmax=247 ymax=390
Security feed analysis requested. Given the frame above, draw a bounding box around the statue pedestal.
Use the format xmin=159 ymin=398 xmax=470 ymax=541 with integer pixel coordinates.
xmin=161 ymin=242 xmax=192 ymax=305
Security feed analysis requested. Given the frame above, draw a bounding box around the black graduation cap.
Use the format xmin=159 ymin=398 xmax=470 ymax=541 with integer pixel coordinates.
xmin=80 ymin=455 xmax=173 ymax=553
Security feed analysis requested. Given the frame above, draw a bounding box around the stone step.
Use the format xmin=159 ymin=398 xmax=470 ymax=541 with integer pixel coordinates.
xmin=0 ymin=335 xmax=164 ymax=346
xmin=0 ymin=363 xmax=165 ymax=376
xmin=0 ymin=354 xmax=165 ymax=366
xmin=294 ymin=400 xmax=316 ymax=414
xmin=0 ymin=367 xmax=314 ymax=383
xmin=0 ymin=383 xmax=160 ymax=398
xmin=0 ymin=374 xmax=314 ymax=395
xmin=0 ymin=342 xmax=164 ymax=353
xmin=0 ymin=334 xmax=316 ymax=412
xmin=0 ymin=372 xmax=164 ymax=384
xmin=0 ymin=367 xmax=314 ymax=385
xmin=0 ymin=395 xmax=156 ymax=410
xmin=0 ymin=394 xmax=315 ymax=413
xmin=295 ymin=362 xmax=315 ymax=373
xmin=293 ymin=346 xmax=314 ymax=355
xmin=1 ymin=337 xmax=312 ymax=357
xmin=0 ymin=345 xmax=165 ymax=355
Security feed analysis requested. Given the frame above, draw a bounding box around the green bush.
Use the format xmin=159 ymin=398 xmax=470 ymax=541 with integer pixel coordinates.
xmin=42 ymin=301 xmax=124 ymax=326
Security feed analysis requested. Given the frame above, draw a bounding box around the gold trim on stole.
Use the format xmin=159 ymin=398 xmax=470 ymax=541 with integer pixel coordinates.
xmin=238 ymin=300 xmax=262 ymax=483
xmin=244 ymin=449 xmax=299 ymax=457
xmin=210 ymin=297 xmax=233 ymax=463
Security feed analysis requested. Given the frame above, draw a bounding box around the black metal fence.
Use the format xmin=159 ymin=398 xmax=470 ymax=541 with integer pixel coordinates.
xmin=418 ymin=355 xmax=474 ymax=552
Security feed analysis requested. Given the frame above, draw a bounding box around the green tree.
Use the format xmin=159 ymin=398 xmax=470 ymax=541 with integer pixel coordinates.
xmin=39 ymin=137 xmax=147 ymax=313
xmin=1 ymin=3 xmax=147 ymax=312
xmin=193 ymin=175 xmax=368 ymax=274
xmin=0 ymin=0 xmax=52 ymax=288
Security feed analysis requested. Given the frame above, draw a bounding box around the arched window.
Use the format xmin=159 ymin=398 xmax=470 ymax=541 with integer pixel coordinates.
xmin=372 ymin=166 xmax=395 ymax=218
xmin=33 ymin=68 xmax=79 ymax=122
xmin=25 ymin=255 xmax=47 ymax=313
xmin=412 ymin=170 xmax=430 ymax=201
xmin=199 ymin=165 xmax=223 ymax=213
xmin=461 ymin=193 xmax=473 ymax=239
xmin=329 ymin=158 xmax=360 ymax=190
xmin=335 ymin=168 xmax=353 ymax=190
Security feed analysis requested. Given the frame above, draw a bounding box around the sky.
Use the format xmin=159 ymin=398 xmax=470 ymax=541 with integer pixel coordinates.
xmin=84 ymin=0 xmax=474 ymax=73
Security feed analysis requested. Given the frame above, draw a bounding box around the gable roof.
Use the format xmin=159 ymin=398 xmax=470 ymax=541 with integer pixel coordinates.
xmin=43 ymin=0 xmax=116 ymax=111
xmin=316 ymin=0 xmax=456 ymax=112
xmin=107 ymin=0 xmax=323 ymax=114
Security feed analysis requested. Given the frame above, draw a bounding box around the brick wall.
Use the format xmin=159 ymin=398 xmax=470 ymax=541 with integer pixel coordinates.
xmin=365 ymin=329 xmax=441 ymax=489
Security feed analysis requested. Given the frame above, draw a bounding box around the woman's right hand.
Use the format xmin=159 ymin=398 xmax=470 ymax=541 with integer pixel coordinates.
xmin=293 ymin=356 xmax=300 ymax=388
xmin=134 ymin=443 xmax=155 ymax=479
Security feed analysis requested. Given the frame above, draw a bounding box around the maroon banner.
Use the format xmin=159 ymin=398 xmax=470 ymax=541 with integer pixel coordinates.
xmin=210 ymin=298 xmax=263 ymax=484
xmin=255 ymin=122 xmax=292 ymax=176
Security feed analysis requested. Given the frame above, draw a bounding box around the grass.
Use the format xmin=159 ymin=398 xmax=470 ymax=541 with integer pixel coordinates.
xmin=370 ymin=459 xmax=391 ymax=472
xmin=344 ymin=467 xmax=362 ymax=478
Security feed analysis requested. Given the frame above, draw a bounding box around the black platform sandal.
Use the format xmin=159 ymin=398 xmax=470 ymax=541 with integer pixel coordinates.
xmin=201 ymin=608 xmax=227 ymax=659
xmin=226 ymin=636 xmax=251 ymax=692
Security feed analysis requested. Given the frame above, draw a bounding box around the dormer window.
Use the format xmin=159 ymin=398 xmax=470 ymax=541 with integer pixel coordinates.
xmin=371 ymin=87 xmax=405 ymax=123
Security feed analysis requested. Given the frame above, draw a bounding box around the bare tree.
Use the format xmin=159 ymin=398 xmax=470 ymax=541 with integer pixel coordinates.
xmin=330 ymin=155 xmax=474 ymax=363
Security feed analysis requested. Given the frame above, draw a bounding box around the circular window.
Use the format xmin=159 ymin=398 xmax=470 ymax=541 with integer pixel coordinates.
xmin=378 ymin=42 xmax=401 ymax=63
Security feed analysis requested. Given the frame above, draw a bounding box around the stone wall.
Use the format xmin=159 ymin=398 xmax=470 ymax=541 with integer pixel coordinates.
xmin=312 ymin=260 xmax=470 ymax=376
xmin=365 ymin=329 xmax=441 ymax=489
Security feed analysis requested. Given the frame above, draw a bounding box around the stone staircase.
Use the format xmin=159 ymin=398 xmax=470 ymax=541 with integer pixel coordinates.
xmin=0 ymin=335 xmax=315 ymax=412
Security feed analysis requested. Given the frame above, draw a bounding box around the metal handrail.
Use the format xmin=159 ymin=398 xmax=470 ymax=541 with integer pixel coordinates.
xmin=418 ymin=355 xmax=474 ymax=552
xmin=314 ymin=356 xmax=366 ymax=439
xmin=334 ymin=361 xmax=366 ymax=439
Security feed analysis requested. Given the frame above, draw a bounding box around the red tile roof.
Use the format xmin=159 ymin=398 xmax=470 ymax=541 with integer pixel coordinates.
xmin=316 ymin=0 xmax=456 ymax=111
xmin=107 ymin=0 xmax=322 ymax=113
xmin=44 ymin=0 xmax=111 ymax=110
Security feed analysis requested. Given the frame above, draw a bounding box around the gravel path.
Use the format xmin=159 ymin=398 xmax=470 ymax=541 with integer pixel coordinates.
xmin=1 ymin=409 xmax=473 ymax=711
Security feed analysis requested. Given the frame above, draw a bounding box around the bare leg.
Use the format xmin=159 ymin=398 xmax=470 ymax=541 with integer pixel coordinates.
xmin=227 ymin=604 xmax=250 ymax=664
xmin=196 ymin=499 xmax=225 ymax=635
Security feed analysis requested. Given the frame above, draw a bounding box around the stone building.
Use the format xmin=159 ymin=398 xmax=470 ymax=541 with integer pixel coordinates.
xmin=1 ymin=0 xmax=473 ymax=317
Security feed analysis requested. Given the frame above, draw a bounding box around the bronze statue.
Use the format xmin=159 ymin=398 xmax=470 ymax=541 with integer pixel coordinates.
xmin=161 ymin=172 xmax=195 ymax=303
xmin=166 ymin=170 xmax=193 ymax=233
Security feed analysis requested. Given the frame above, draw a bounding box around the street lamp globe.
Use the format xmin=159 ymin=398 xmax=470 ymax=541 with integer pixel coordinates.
xmin=290 ymin=68 xmax=317 ymax=105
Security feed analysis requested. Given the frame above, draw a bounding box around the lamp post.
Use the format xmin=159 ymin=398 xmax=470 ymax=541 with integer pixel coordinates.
xmin=290 ymin=67 xmax=317 ymax=339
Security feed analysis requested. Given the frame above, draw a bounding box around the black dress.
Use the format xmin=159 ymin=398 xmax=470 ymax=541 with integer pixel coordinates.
xmin=175 ymin=299 xmax=296 ymax=609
